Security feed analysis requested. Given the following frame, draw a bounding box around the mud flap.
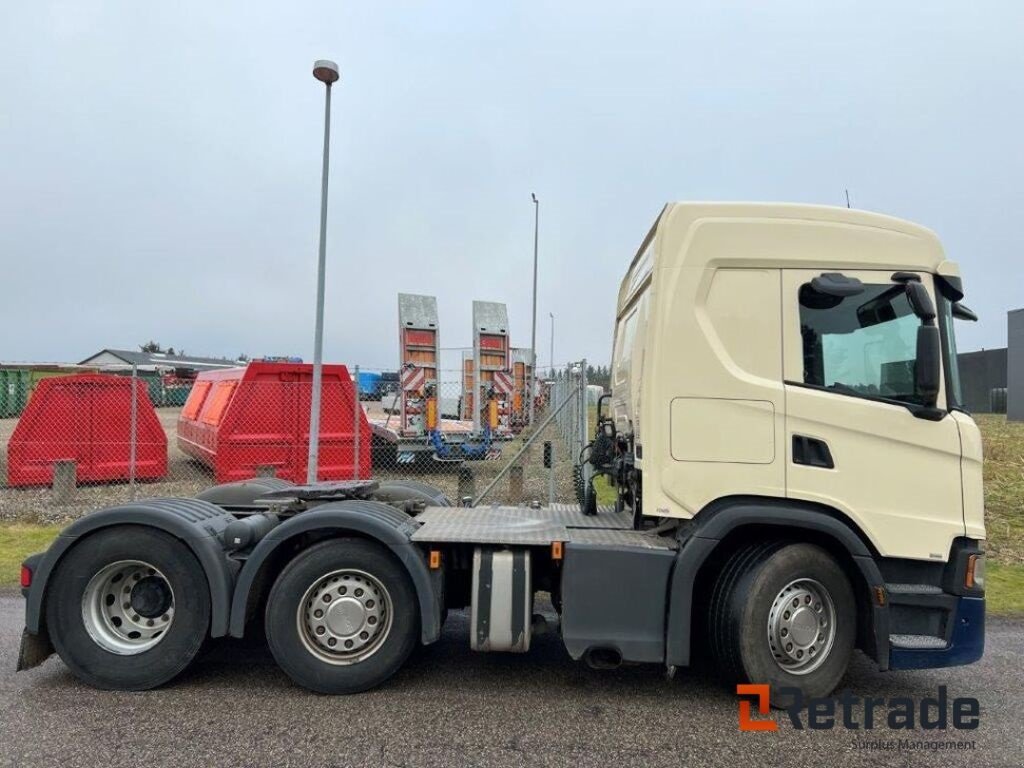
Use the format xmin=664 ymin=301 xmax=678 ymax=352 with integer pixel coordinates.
xmin=17 ymin=628 xmax=54 ymax=671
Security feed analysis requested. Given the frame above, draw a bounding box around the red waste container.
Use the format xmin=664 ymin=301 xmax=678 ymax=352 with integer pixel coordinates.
xmin=176 ymin=362 xmax=371 ymax=483
xmin=7 ymin=374 xmax=167 ymax=486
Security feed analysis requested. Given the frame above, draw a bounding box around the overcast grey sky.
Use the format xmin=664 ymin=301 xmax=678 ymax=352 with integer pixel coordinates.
xmin=2 ymin=1 xmax=1021 ymax=371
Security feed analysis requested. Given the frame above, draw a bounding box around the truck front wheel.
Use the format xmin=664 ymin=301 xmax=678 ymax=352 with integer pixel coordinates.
xmin=44 ymin=526 xmax=211 ymax=690
xmin=708 ymin=541 xmax=855 ymax=703
xmin=265 ymin=538 xmax=419 ymax=694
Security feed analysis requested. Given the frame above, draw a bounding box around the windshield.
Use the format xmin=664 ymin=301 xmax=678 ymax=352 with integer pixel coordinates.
xmin=937 ymin=292 xmax=965 ymax=410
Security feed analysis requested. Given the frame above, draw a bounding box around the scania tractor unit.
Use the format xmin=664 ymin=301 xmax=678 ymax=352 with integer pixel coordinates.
xmin=17 ymin=203 xmax=985 ymax=703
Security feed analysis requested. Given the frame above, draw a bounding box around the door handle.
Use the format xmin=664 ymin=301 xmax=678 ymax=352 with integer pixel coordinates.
xmin=792 ymin=435 xmax=834 ymax=469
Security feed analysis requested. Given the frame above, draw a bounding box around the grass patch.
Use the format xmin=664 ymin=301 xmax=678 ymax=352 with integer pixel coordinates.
xmin=986 ymin=562 xmax=1024 ymax=616
xmin=975 ymin=415 xmax=1024 ymax=566
xmin=0 ymin=524 xmax=61 ymax=587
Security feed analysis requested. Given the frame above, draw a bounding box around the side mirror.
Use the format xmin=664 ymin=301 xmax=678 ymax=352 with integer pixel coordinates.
xmin=915 ymin=325 xmax=941 ymax=408
xmin=906 ymin=281 xmax=936 ymax=322
xmin=952 ymin=302 xmax=978 ymax=322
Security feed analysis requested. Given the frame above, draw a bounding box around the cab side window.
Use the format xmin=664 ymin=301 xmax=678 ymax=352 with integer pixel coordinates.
xmin=798 ymin=282 xmax=924 ymax=405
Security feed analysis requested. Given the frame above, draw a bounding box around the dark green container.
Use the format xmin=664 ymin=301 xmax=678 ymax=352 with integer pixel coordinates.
xmin=106 ymin=370 xmax=162 ymax=406
xmin=162 ymin=383 xmax=193 ymax=407
xmin=0 ymin=369 xmax=31 ymax=418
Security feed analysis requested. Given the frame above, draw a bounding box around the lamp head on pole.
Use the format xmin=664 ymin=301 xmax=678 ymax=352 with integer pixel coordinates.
xmin=531 ymin=192 xmax=537 ymax=204
xmin=313 ymin=59 xmax=340 ymax=85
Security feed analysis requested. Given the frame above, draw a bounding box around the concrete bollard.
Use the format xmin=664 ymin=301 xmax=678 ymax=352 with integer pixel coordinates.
xmin=457 ymin=466 xmax=476 ymax=500
xmin=52 ymin=460 xmax=77 ymax=503
xmin=509 ymin=465 xmax=524 ymax=501
xmin=256 ymin=465 xmax=277 ymax=479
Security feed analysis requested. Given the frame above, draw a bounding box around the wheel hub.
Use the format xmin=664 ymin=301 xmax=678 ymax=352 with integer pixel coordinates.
xmin=325 ymin=598 xmax=367 ymax=637
xmin=130 ymin=576 xmax=173 ymax=619
xmin=81 ymin=560 xmax=175 ymax=655
xmin=298 ymin=569 xmax=392 ymax=664
xmin=789 ymin=607 xmax=818 ymax=645
xmin=767 ymin=578 xmax=836 ymax=675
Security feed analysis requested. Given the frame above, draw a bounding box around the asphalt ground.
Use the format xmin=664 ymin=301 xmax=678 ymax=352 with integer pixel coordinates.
xmin=1 ymin=593 xmax=1022 ymax=768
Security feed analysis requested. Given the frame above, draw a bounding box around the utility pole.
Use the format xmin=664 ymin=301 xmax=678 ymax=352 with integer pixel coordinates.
xmin=307 ymin=59 xmax=340 ymax=484
xmin=549 ymin=312 xmax=554 ymax=376
xmin=529 ymin=193 xmax=539 ymax=426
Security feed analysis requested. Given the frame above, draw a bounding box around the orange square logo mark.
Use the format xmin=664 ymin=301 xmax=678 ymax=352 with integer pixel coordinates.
xmin=737 ymin=684 xmax=778 ymax=732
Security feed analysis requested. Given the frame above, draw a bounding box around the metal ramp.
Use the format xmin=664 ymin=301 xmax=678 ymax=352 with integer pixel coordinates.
xmin=510 ymin=347 xmax=534 ymax=430
xmin=397 ymin=293 xmax=440 ymax=437
xmin=468 ymin=301 xmax=513 ymax=434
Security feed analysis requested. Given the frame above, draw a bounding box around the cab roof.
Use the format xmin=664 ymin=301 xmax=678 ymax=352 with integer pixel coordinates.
xmin=618 ymin=202 xmax=953 ymax=316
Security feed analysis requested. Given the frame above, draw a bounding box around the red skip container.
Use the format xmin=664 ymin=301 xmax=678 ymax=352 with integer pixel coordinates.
xmin=7 ymin=374 xmax=167 ymax=486
xmin=176 ymin=362 xmax=371 ymax=483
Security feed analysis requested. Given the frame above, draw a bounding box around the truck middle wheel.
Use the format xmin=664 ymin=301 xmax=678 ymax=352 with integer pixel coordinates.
xmin=707 ymin=541 xmax=855 ymax=703
xmin=264 ymin=538 xmax=420 ymax=694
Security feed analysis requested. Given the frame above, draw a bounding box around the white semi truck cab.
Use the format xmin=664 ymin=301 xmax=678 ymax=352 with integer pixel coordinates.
xmin=18 ymin=203 xmax=985 ymax=704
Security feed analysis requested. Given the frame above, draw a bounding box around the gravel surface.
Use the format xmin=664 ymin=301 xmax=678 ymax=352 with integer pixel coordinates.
xmin=2 ymin=593 xmax=1022 ymax=768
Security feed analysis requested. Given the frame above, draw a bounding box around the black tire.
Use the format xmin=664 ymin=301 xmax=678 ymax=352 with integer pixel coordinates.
xmin=265 ymin=538 xmax=419 ymax=694
xmin=378 ymin=480 xmax=452 ymax=506
xmin=44 ymin=525 xmax=211 ymax=690
xmin=708 ymin=541 xmax=855 ymax=703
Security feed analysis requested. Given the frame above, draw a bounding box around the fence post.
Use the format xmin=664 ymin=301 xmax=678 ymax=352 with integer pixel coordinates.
xmin=129 ymin=363 xmax=138 ymax=499
xmin=509 ymin=464 xmax=523 ymax=501
xmin=53 ymin=459 xmax=77 ymax=503
xmin=353 ymin=364 xmax=360 ymax=481
xmin=578 ymin=359 xmax=590 ymax=494
xmin=458 ymin=465 xmax=476 ymax=501
xmin=545 ymin=440 xmax=555 ymax=504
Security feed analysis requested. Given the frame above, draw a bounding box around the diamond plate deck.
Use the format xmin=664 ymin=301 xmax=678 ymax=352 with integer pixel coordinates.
xmin=411 ymin=503 xmax=633 ymax=546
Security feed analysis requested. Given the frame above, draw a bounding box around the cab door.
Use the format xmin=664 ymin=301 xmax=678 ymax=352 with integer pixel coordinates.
xmin=781 ymin=269 xmax=964 ymax=561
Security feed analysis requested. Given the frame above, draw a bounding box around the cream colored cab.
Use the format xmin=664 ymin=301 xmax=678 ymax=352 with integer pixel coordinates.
xmin=610 ymin=203 xmax=984 ymax=563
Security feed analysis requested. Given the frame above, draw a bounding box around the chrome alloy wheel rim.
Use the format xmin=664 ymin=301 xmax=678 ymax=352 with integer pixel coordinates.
xmin=82 ymin=560 xmax=175 ymax=655
xmin=297 ymin=569 xmax=393 ymax=665
xmin=766 ymin=578 xmax=836 ymax=675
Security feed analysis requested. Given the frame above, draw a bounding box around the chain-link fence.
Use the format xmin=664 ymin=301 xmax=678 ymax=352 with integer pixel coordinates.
xmin=0 ymin=360 xmax=596 ymax=524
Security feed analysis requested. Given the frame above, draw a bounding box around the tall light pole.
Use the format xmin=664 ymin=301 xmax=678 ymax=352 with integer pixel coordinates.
xmin=549 ymin=312 xmax=554 ymax=375
xmin=529 ymin=193 xmax=539 ymax=426
xmin=307 ymin=59 xmax=339 ymax=484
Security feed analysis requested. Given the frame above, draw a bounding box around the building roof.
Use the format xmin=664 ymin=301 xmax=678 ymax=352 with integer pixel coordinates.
xmin=79 ymin=349 xmax=242 ymax=370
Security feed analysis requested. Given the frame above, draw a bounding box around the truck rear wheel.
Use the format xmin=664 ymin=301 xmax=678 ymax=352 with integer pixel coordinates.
xmin=708 ymin=541 xmax=855 ymax=703
xmin=265 ymin=538 xmax=419 ymax=694
xmin=44 ymin=526 xmax=210 ymax=690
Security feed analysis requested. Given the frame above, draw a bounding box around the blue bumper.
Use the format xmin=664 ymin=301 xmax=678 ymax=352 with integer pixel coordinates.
xmin=889 ymin=596 xmax=985 ymax=670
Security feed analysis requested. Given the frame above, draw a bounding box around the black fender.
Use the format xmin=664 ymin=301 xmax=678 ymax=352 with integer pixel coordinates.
xmin=195 ymin=477 xmax=295 ymax=509
xmin=24 ymin=498 xmax=237 ymax=637
xmin=228 ymin=500 xmax=442 ymax=644
xmin=665 ymin=499 xmax=889 ymax=670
